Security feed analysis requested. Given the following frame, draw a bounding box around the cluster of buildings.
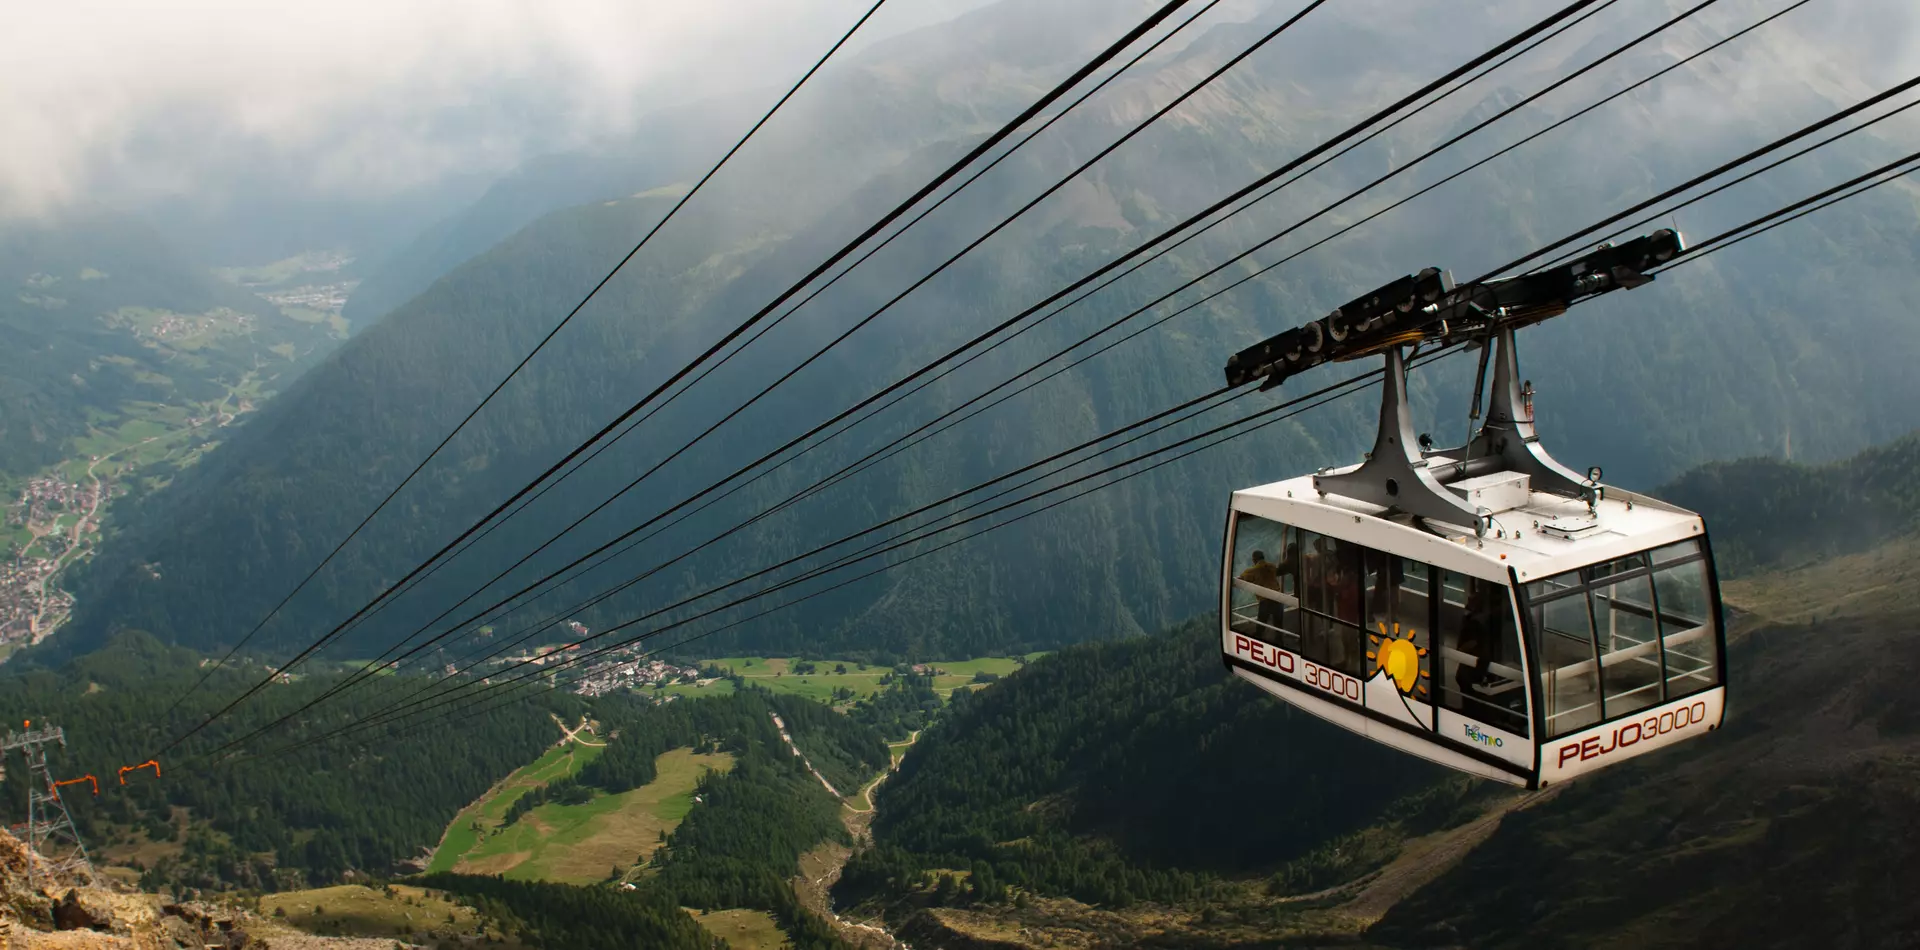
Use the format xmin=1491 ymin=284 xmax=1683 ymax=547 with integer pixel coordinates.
xmin=7 ymin=476 xmax=96 ymax=530
xmin=564 ymin=638 xmax=704 ymax=698
xmin=262 ymin=283 xmax=355 ymax=314
xmin=1 ymin=476 xmax=101 ymax=646
xmin=106 ymin=307 xmax=257 ymax=341
xmin=0 ymin=558 xmax=72 ymax=645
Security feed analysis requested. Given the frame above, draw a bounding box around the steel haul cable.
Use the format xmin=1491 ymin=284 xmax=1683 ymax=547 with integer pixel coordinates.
xmin=397 ymin=0 xmax=1648 ymax=667
xmin=255 ymin=342 xmax=1503 ymax=761
xmin=1475 ymin=72 xmax=1920 ymax=283
xmin=242 ymin=114 xmax=1920 ymax=754
xmin=235 ymin=356 xmax=1426 ymax=760
xmin=163 ymin=0 xmax=898 ymax=719
xmin=300 ymin=0 xmax=1238 ymax=663
xmin=291 ymin=0 xmax=1333 ymax=707
xmin=246 ymin=0 xmax=1610 ymax=729
xmin=163 ymin=0 xmax=1206 ymax=750
xmin=215 ymin=134 xmax=1920 ymax=763
xmin=328 ymin=0 xmax=1714 ymax=703
xmin=1653 ymin=150 xmax=1920 ymax=270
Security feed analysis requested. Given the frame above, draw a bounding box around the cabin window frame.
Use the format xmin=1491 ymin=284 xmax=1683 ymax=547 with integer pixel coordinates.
xmin=1517 ymin=540 xmax=1721 ymax=740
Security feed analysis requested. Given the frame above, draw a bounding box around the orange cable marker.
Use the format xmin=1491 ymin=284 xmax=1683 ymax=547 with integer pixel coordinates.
xmin=52 ymin=775 xmax=99 ymax=800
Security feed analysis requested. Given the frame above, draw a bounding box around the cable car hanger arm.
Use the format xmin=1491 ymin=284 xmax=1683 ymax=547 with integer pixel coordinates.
xmin=1223 ymin=229 xmax=1682 ymax=392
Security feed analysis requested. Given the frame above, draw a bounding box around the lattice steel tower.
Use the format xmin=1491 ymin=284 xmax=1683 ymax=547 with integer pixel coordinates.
xmin=1 ymin=722 xmax=94 ymax=888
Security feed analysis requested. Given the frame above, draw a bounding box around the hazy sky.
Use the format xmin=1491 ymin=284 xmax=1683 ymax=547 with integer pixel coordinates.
xmin=4 ymin=0 xmax=1915 ymax=228
xmin=0 ymin=0 xmax=998 ymax=219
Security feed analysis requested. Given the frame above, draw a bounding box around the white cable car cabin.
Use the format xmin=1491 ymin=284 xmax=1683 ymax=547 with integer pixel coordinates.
xmin=1217 ymin=234 xmax=1725 ymax=788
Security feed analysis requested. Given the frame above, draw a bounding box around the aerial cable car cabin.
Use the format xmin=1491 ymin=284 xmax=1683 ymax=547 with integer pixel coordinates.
xmin=1218 ymin=231 xmax=1726 ymax=788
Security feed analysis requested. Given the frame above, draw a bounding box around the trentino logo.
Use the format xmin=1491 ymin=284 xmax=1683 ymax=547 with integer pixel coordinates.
xmin=1463 ymin=724 xmax=1504 ymax=748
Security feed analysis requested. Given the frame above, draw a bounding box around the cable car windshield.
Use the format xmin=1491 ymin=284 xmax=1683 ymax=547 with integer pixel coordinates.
xmin=1520 ymin=540 xmax=1720 ymax=739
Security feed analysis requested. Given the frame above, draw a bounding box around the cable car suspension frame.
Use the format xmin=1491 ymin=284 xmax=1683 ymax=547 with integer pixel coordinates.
xmin=1223 ymin=229 xmax=1682 ymax=536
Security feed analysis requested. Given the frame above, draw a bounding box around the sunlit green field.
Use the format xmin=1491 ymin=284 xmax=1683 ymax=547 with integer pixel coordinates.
xmin=431 ymin=742 xmax=731 ymax=885
xmin=700 ymin=654 xmax=1044 ymax=701
xmin=427 ymin=740 xmax=603 ymax=874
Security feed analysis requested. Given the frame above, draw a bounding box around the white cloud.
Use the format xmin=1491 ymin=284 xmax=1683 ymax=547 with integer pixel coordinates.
xmin=0 ymin=0 xmax=987 ymax=217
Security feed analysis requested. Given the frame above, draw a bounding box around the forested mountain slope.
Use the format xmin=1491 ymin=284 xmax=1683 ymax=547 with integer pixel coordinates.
xmin=837 ymin=619 xmax=1456 ymax=908
xmin=1659 ymin=429 xmax=1920 ymax=575
xmin=51 ymin=0 xmax=1920 ymax=667
xmin=0 ymin=208 xmax=340 ymax=481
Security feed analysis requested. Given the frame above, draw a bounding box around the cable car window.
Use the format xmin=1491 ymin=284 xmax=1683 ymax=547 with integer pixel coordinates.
xmin=1592 ymin=571 xmax=1664 ymax=718
xmin=1229 ymin=514 xmax=1293 ymax=645
xmin=1651 ymin=548 xmax=1720 ymax=697
xmin=1437 ymin=571 xmax=1528 ymax=737
xmin=1532 ymin=575 xmax=1603 ymax=737
xmin=1313 ymin=539 xmax=1366 ymax=675
xmin=1585 ymin=552 xmax=1649 ymax=583
xmin=1649 ymin=540 xmax=1698 ymax=565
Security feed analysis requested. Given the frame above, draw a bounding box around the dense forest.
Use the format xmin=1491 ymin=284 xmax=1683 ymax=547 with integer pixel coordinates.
xmin=0 ymin=631 xmax=570 ymax=892
xmin=0 ymin=636 xmax=884 ymax=947
xmin=838 ymin=620 xmax=1450 ymax=910
xmin=846 ymin=671 xmax=944 ymax=741
xmin=1659 ymin=430 xmax=1920 ymax=575
xmin=49 ymin=0 xmax=1920 ymax=672
xmin=418 ymin=874 xmax=723 ymax=950
xmin=566 ymin=686 xmax=874 ymax=949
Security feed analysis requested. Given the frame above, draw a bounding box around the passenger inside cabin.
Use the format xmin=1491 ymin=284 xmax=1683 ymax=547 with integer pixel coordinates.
xmin=1239 ymin=550 xmax=1284 ymax=634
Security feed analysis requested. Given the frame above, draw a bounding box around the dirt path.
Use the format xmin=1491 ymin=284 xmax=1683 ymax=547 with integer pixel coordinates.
xmin=845 ymin=730 xmax=918 ymax=815
xmin=771 ymin=712 xmax=840 ymax=797
xmin=550 ymin=712 xmax=606 ymax=747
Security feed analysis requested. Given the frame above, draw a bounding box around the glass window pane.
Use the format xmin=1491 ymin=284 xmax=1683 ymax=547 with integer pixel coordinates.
xmin=1533 ymin=591 xmax=1601 ymax=737
xmin=1526 ymin=569 xmax=1582 ymax=601
xmin=1650 ymin=539 xmax=1702 ymax=564
xmin=1330 ymin=540 xmax=1364 ymax=626
xmin=1295 ymin=535 xmax=1363 ymax=678
xmin=1436 ymin=572 xmax=1529 ymax=737
xmin=1653 ymin=558 xmax=1720 ymax=697
xmin=1593 ymin=574 xmax=1663 ymax=718
xmin=1585 ymin=552 xmax=1648 ymax=583
xmin=1231 ymin=514 xmax=1295 ymax=648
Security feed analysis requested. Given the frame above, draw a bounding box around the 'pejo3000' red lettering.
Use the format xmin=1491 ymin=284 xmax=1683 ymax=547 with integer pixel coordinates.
xmin=1557 ymin=700 xmax=1709 ymax=767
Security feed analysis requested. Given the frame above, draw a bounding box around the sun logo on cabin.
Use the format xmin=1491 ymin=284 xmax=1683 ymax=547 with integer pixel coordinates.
xmin=1368 ymin=622 xmax=1430 ymax=696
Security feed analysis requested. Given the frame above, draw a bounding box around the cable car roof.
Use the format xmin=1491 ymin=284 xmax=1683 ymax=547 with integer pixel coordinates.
xmin=1232 ymin=466 xmax=1705 ymax=583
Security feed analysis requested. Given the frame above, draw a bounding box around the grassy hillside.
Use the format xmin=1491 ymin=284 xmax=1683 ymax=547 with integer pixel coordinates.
xmin=435 ymin=746 xmax=733 ymax=884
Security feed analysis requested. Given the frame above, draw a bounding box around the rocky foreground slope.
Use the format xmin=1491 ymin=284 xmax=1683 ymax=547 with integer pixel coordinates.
xmin=0 ymin=829 xmax=407 ymax=950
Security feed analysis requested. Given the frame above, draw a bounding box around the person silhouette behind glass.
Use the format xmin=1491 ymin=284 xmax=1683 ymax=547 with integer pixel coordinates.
xmin=1240 ymin=550 xmax=1285 ymax=635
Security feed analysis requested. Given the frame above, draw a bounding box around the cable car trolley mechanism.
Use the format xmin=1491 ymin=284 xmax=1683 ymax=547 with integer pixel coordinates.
xmin=1218 ymin=229 xmax=1726 ymax=788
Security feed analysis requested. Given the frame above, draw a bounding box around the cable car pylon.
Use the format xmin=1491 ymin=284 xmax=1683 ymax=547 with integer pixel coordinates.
xmin=1219 ymin=230 xmax=1727 ymax=788
xmin=1 ymin=722 xmax=95 ymax=887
